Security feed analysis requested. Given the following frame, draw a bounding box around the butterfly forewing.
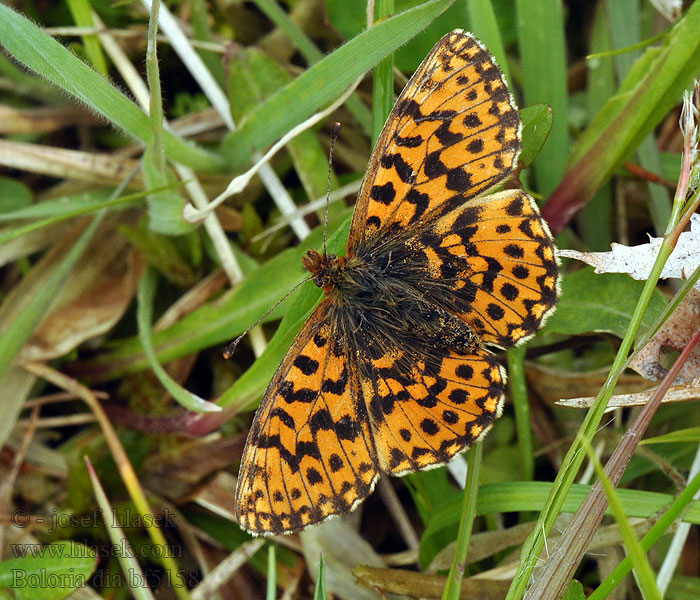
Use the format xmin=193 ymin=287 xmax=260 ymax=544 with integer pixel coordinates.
xmin=234 ymin=302 xmax=378 ymax=535
xmin=348 ymin=30 xmax=520 ymax=253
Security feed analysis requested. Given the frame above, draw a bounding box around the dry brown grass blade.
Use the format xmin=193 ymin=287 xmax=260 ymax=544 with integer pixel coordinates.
xmin=354 ymin=565 xmax=510 ymax=599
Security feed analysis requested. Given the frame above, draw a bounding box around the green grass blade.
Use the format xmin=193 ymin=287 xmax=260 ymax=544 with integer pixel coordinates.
xmin=544 ymin=2 xmax=700 ymax=230
xmin=223 ymin=0 xmax=455 ymax=168
xmin=441 ymin=442 xmax=482 ymax=600
xmin=466 ymin=0 xmax=510 ymax=83
xmin=590 ymin=468 xmax=700 ymax=599
xmin=66 ymin=0 xmax=108 ymax=76
xmin=0 ymin=213 xmax=104 ymax=380
xmin=516 ymin=0 xmax=568 ymax=197
xmin=252 ymin=0 xmax=372 ymax=133
xmin=607 ymin=0 xmax=670 ymax=234
xmin=266 ymin=544 xmax=276 ymax=600
xmin=313 ymin=554 xmax=326 ymax=600
xmin=136 ymin=267 xmax=222 ymax=413
xmin=0 ymin=4 xmax=225 ymax=172
xmin=584 ymin=445 xmax=661 ymax=600
xmin=578 ymin=0 xmax=615 ymax=250
xmin=508 ymin=345 xmax=533 ymax=480
xmin=372 ymin=0 xmax=395 ymax=143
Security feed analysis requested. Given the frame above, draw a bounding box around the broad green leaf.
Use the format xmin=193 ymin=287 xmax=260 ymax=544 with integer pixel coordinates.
xmin=540 ymin=268 xmax=667 ymax=339
xmin=142 ymin=148 xmax=191 ymax=235
xmin=0 ymin=178 xmax=32 ymax=212
xmin=0 ymin=541 xmax=97 ymax=600
xmin=563 ymin=581 xmax=586 ymax=600
xmin=223 ymin=0 xmax=455 ymax=169
xmin=519 ymin=104 xmax=553 ymax=168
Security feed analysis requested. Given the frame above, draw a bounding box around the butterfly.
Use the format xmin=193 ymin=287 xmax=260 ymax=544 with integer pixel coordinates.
xmin=234 ymin=30 xmax=559 ymax=535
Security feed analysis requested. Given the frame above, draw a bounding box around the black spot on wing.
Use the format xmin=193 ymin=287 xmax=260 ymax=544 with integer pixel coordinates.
xmin=381 ymin=152 xmax=415 ymax=184
xmin=463 ymin=113 xmax=482 ymax=128
xmin=501 ymin=282 xmax=519 ymax=301
xmin=367 ymin=215 xmax=381 ymax=229
xmin=420 ymin=418 xmax=439 ymax=435
xmin=310 ymin=409 xmax=333 ymax=433
xmin=434 ymin=121 xmax=464 ymax=146
xmin=425 ymin=150 xmax=447 ymax=178
xmin=270 ymin=407 xmax=295 ymax=430
xmin=329 ymin=453 xmax=343 ymax=473
xmin=467 ymin=138 xmax=484 ymax=154
xmin=506 ymin=197 xmax=525 ymax=216
xmin=294 ymin=355 xmax=319 ymax=375
xmin=322 ymin=365 xmax=348 ymax=394
xmin=389 ymin=447 xmax=407 ymax=469
xmin=504 ymin=244 xmax=524 ymax=259
xmin=487 ymin=303 xmax=505 ymax=320
xmin=453 ymin=205 xmax=482 ymax=229
xmin=406 ymin=189 xmax=430 ymax=223
xmin=306 ymin=467 xmax=323 ymax=485
xmin=278 ymin=381 xmax=317 ymax=404
xmin=395 ymin=134 xmax=423 ymax=147
xmin=456 ymin=364 xmax=474 ymax=380
xmin=443 ymin=410 xmax=459 ymax=424
xmin=336 ymin=415 xmax=361 ymax=441
xmin=371 ymin=182 xmax=396 ymax=205
xmin=512 ymin=265 xmax=530 ymax=279
xmin=446 ymin=167 xmax=472 ymax=192
xmin=396 ymin=98 xmax=422 ymax=119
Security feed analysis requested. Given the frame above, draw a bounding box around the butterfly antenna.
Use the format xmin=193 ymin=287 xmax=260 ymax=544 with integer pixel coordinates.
xmin=223 ymin=274 xmax=315 ymax=359
xmin=323 ymin=122 xmax=342 ymax=258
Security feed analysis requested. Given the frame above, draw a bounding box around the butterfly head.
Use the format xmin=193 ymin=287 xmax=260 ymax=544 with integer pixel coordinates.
xmin=302 ymin=248 xmax=347 ymax=294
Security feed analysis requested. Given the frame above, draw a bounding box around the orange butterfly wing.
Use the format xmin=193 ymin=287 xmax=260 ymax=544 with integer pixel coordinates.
xmin=412 ymin=189 xmax=559 ymax=348
xmin=356 ymin=344 xmax=505 ymax=475
xmin=348 ymin=30 xmax=520 ymax=253
xmin=234 ymin=301 xmax=378 ymax=535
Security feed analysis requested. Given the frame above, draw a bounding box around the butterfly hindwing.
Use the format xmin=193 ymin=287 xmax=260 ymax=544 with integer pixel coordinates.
xmin=348 ymin=30 xmax=521 ymax=253
xmin=412 ymin=189 xmax=559 ymax=347
xmin=357 ymin=344 xmax=505 ymax=475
